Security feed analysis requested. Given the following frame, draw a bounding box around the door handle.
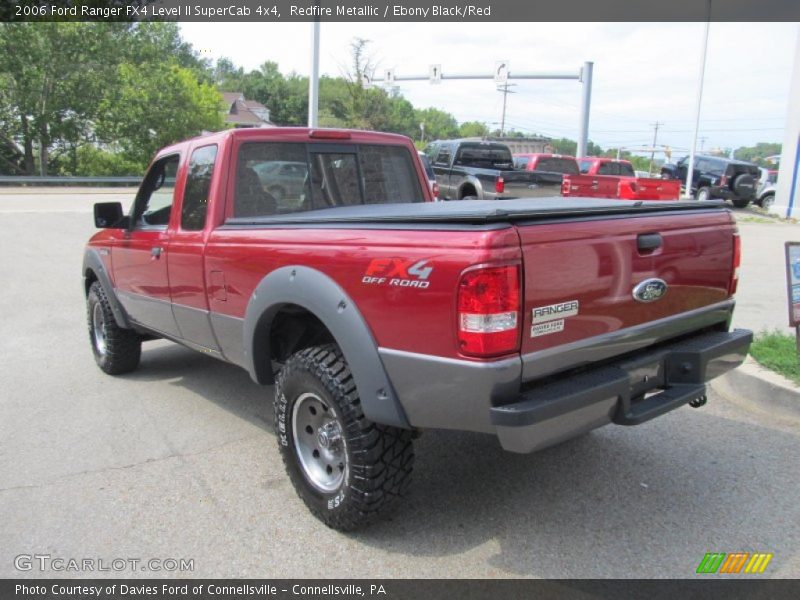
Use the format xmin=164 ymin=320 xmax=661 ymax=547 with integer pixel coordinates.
xmin=151 ymin=246 xmax=164 ymax=258
xmin=637 ymin=233 xmax=662 ymax=252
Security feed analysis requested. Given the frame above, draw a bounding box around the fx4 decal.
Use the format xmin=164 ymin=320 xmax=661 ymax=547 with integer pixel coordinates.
xmin=362 ymin=258 xmax=433 ymax=289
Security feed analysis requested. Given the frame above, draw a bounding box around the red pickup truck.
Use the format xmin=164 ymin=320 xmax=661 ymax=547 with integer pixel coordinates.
xmin=562 ymin=157 xmax=681 ymax=201
xmin=83 ymin=128 xmax=751 ymax=530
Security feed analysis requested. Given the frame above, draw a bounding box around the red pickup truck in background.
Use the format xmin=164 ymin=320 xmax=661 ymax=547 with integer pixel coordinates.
xmin=513 ymin=153 xmax=581 ymax=175
xmin=563 ymin=157 xmax=681 ymax=201
xmin=83 ymin=127 xmax=751 ymax=530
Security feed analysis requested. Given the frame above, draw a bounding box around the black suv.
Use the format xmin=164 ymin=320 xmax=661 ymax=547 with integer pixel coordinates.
xmin=661 ymin=155 xmax=760 ymax=208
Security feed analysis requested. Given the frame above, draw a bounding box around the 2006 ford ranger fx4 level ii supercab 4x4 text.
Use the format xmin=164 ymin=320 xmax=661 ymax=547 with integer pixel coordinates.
xmin=83 ymin=127 xmax=752 ymax=530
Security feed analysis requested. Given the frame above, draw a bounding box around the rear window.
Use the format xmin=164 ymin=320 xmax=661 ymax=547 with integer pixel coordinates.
xmin=454 ymin=144 xmax=514 ymax=169
xmin=233 ymin=142 xmax=424 ymax=217
xmin=618 ymin=162 xmax=635 ymax=177
xmin=579 ymin=160 xmax=592 ymax=174
xmin=535 ymin=157 xmax=579 ymax=175
xmin=514 ymin=156 xmax=530 ymax=169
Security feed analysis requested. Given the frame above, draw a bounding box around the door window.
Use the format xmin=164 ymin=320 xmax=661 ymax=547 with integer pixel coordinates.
xmin=133 ymin=155 xmax=180 ymax=229
xmin=181 ymin=145 xmax=218 ymax=231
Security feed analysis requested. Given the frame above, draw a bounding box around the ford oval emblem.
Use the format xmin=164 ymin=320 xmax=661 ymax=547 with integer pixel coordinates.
xmin=632 ymin=278 xmax=668 ymax=303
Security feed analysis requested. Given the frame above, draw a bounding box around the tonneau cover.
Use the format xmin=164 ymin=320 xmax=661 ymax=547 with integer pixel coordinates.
xmin=225 ymin=197 xmax=726 ymax=226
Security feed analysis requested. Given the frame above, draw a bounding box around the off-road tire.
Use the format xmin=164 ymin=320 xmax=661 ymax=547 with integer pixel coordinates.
xmin=86 ymin=281 xmax=141 ymax=375
xmin=274 ymin=344 xmax=414 ymax=530
xmin=695 ymin=187 xmax=711 ymax=202
xmin=759 ymin=193 xmax=775 ymax=210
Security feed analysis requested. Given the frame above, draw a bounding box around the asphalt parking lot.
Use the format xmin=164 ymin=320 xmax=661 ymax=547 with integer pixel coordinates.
xmin=1 ymin=189 xmax=798 ymax=579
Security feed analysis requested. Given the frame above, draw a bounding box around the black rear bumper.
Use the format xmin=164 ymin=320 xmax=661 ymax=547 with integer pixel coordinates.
xmin=491 ymin=329 xmax=752 ymax=452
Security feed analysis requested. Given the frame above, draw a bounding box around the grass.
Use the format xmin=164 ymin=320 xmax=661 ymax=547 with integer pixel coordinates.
xmin=750 ymin=331 xmax=800 ymax=385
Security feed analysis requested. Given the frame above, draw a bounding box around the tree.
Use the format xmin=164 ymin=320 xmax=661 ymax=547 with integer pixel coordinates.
xmin=458 ymin=121 xmax=489 ymax=138
xmin=0 ymin=22 xmax=213 ymax=175
xmin=416 ymin=107 xmax=458 ymax=141
xmin=734 ymin=142 xmax=782 ymax=167
xmin=97 ymin=62 xmax=222 ymax=167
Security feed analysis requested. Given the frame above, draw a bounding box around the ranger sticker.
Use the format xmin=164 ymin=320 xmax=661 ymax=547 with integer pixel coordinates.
xmin=532 ymin=300 xmax=579 ymax=323
xmin=531 ymin=319 xmax=565 ymax=337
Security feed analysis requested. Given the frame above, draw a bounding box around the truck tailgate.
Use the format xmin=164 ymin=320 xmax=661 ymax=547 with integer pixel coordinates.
xmin=501 ymin=171 xmax=562 ymax=199
xmin=517 ymin=210 xmax=735 ymax=363
xmin=618 ymin=177 xmax=681 ymax=200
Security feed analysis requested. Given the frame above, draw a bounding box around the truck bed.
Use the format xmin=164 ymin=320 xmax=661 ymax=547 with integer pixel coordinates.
xmin=225 ymin=197 xmax=726 ymax=226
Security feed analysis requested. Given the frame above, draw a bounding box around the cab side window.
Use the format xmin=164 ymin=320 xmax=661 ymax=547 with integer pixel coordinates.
xmin=133 ymin=155 xmax=180 ymax=229
xmin=181 ymin=145 xmax=218 ymax=231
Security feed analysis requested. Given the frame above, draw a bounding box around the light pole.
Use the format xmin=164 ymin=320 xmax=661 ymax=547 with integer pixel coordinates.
xmin=308 ymin=19 xmax=321 ymax=128
xmin=686 ymin=2 xmax=711 ymax=198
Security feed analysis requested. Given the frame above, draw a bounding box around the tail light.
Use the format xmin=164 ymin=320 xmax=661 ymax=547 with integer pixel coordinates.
xmin=457 ymin=265 xmax=521 ymax=357
xmin=729 ymin=232 xmax=741 ymax=295
xmin=495 ymin=176 xmax=505 ymax=194
xmin=720 ymin=174 xmax=728 ymax=187
xmin=432 ymin=181 xmax=440 ymax=200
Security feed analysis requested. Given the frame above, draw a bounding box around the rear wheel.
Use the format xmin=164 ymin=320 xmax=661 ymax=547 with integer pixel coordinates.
xmin=86 ymin=281 xmax=141 ymax=374
xmin=759 ymin=193 xmax=775 ymax=210
xmin=274 ymin=344 xmax=414 ymax=530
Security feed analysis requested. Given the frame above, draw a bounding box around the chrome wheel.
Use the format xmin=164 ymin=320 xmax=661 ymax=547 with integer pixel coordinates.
xmin=92 ymin=301 xmax=107 ymax=356
xmin=762 ymin=194 xmax=775 ymax=210
xmin=291 ymin=392 xmax=347 ymax=493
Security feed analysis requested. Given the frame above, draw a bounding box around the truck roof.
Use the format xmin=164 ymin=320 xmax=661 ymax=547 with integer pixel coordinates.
xmin=156 ymin=127 xmax=415 ymax=156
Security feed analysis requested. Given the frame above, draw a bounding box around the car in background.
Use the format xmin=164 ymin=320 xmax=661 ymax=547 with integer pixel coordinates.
xmin=661 ymin=154 xmax=760 ymax=208
xmin=756 ymin=168 xmax=777 ymax=210
xmin=513 ymin=153 xmax=580 ymax=175
xmin=563 ymin=157 xmax=680 ymax=201
xmin=418 ymin=151 xmax=439 ymax=200
xmin=251 ymin=160 xmax=308 ymax=208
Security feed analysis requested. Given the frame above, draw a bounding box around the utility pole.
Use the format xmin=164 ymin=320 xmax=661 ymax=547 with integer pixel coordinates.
xmin=496 ymin=83 xmax=516 ymax=136
xmin=648 ymin=121 xmax=662 ymax=175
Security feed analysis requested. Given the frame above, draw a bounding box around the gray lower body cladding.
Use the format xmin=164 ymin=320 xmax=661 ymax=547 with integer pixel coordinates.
xmin=380 ymin=300 xmax=751 ymax=453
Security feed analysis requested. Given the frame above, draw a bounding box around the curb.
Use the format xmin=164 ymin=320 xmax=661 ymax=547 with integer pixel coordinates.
xmin=711 ymin=356 xmax=800 ymax=420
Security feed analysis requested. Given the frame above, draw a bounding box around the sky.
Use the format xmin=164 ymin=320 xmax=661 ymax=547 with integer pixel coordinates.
xmin=180 ymin=22 xmax=798 ymax=156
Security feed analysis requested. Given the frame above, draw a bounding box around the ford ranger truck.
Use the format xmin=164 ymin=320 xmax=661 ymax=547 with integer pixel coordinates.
xmin=563 ymin=157 xmax=681 ymax=201
xmin=84 ymin=127 xmax=752 ymax=530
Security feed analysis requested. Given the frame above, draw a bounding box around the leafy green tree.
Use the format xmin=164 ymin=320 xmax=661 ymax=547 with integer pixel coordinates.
xmin=416 ymin=107 xmax=458 ymax=141
xmin=0 ymin=22 xmax=212 ymax=175
xmin=734 ymin=142 xmax=782 ymax=167
xmin=458 ymin=121 xmax=489 ymax=138
xmin=97 ymin=62 xmax=222 ymax=167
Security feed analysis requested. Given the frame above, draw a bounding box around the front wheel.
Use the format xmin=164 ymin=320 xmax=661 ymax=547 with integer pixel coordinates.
xmin=695 ymin=187 xmax=711 ymax=202
xmin=759 ymin=193 xmax=775 ymax=210
xmin=274 ymin=345 xmax=414 ymax=530
xmin=86 ymin=281 xmax=141 ymax=374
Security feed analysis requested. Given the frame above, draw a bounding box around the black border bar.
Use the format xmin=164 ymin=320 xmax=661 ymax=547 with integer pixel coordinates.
xmin=2 ymin=0 xmax=799 ymax=22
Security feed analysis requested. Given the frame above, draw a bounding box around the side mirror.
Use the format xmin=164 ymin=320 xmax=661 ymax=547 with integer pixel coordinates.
xmin=94 ymin=202 xmax=125 ymax=228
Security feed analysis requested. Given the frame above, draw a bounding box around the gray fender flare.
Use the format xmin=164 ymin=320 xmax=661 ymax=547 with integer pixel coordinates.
xmin=243 ymin=265 xmax=410 ymax=429
xmin=83 ymin=248 xmax=131 ymax=329
xmin=460 ymin=175 xmax=483 ymax=198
